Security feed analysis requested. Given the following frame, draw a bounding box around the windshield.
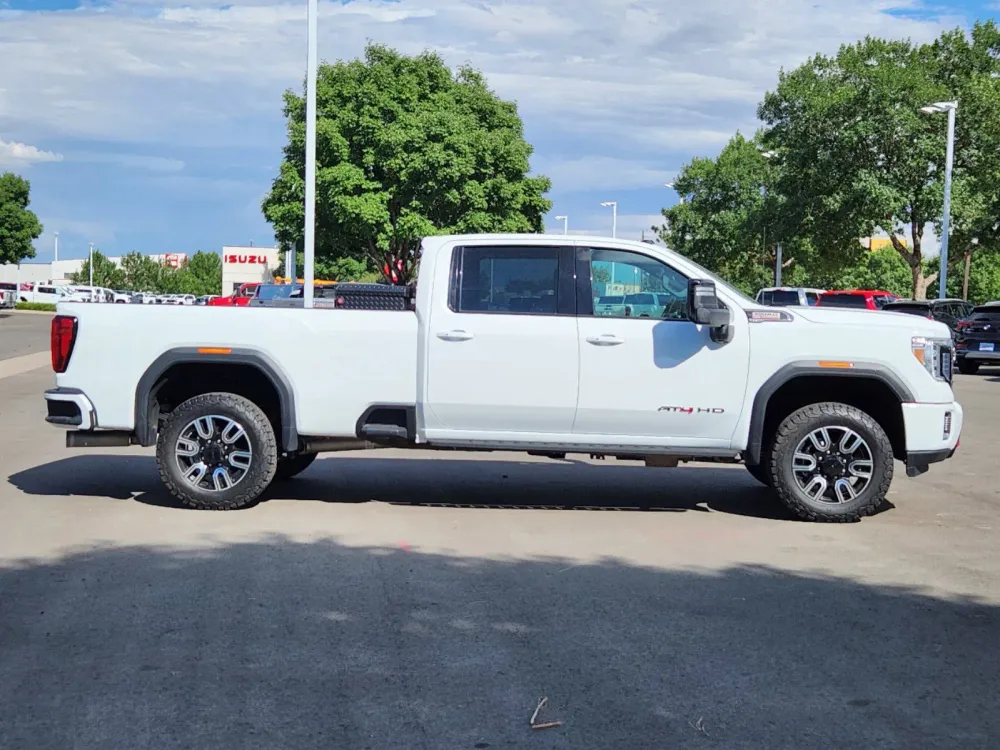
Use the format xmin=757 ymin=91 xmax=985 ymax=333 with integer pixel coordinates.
xmin=597 ymin=296 xmax=624 ymax=305
xmin=819 ymin=294 xmax=869 ymax=309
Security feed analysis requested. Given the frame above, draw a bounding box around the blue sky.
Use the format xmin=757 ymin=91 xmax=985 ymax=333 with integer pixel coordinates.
xmin=1 ymin=0 xmax=996 ymax=262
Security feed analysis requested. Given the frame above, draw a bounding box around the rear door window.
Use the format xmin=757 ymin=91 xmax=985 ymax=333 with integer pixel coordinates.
xmin=451 ymin=246 xmax=573 ymax=315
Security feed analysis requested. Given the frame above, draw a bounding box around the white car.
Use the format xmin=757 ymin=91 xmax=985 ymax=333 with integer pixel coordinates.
xmin=20 ymin=282 xmax=73 ymax=305
xmin=44 ymin=233 xmax=962 ymax=522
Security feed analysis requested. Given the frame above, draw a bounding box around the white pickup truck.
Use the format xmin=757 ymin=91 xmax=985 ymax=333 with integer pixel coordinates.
xmin=44 ymin=234 xmax=962 ymax=522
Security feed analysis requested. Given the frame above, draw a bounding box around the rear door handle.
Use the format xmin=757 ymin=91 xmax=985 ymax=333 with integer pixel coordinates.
xmin=586 ymin=334 xmax=625 ymax=346
xmin=437 ymin=330 xmax=474 ymax=342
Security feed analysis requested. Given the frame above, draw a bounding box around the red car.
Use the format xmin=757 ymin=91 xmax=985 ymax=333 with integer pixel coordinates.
xmin=817 ymin=290 xmax=898 ymax=310
xmin=207 ymin=283 xmax=259 ymax=307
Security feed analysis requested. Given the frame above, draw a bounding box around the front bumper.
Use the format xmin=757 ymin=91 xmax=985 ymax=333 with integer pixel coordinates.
xmin=958 ymin=350 xmax=1000 ymax=362
xmin=45 ymin=388 xmax=96 ymax=430
xmin=902 ymin=401 xmax=962 ymax=477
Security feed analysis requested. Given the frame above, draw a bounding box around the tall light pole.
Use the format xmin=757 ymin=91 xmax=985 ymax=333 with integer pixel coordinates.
xmin=920 ymin=101 xmax=958 ymax=300
xmin=554 ymin=215 xmax=568 ymax=235
xmin=302 ymin=0 xmax=319 ymax=309
xmin=759 ymin=150 xmax=782 ymax=285
xmin=600 ymin=201 xmax=617 ymax=238
xmin=88 ymin=242 xmax=94 ymax=291
xmin=54 ymin=232 xmax=59 ymax=263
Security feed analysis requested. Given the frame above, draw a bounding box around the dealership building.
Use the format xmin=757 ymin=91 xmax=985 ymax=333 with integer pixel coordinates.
xmin=0 ymin=246 xmax=279 ymax=295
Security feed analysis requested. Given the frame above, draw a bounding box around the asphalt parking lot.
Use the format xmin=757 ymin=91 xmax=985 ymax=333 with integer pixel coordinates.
xmin=1 ymin=311 xmax=998 ymax=749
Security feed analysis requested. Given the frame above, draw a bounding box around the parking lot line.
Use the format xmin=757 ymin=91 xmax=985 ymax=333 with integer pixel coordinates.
xmin=0 ymin=351 xmax=50 ymax=381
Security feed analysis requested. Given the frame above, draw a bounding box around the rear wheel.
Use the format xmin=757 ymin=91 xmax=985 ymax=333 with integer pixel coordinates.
xmin=957 ymin=359 xmax=980 ymax=375
xmin=157 ymin=392 xmax=277 ymax=510
xmin=275 ymin=452 xmax=318 ymax=480
xmin=769 ymin=402 xmax=892 ymax=523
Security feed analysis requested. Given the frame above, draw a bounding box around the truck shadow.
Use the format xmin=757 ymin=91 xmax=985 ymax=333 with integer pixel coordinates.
xmin=1 ymin=539 xmax=998 ymax=748
xmin=7 ymin=454 xmax=803 ymax=520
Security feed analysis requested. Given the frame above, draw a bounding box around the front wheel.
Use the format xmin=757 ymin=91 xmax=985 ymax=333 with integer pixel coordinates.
xmin=157 ymin=392 xmax=277 ymax=510
xmin=769 ymin=403 xmax=893 ymax=522
xmin=957 ymin=359 xmax=980 ymax=375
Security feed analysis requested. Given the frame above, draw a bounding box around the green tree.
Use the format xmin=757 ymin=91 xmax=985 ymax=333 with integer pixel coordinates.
xmin=758 ymin=22 xmax=1000 ymax=299
xmin=0 ymin=172 xmax=43 ymax=265
xmin=928 ymin=246 xmax=1000 ymax=303
xmin=262 ymin=43 xmax=552 ymax=284
xmin=71 ymin=250 xmax=125 ymax=289
xmin=825 ymin=248 xmax=913 ymax=297
xmin=119 ymin=251 xmax=166 ymax=292
xmin=277 ymin=250 xmax=380 ymax=283
xmin=173 ymin=251 xmax=222 ymax=296
xmin=656 ymin=133 xmax=836 ymax=295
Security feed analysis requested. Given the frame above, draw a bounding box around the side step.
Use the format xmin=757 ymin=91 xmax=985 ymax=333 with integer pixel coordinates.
xmin=360 ymin=424 xmax=409 ymax=440
xmin=66 ymin=430 xmax=135 ymax=448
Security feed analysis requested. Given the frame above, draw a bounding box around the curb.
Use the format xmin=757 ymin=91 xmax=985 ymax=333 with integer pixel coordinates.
xmin=4 ymin=309 xmax=56 ymax=317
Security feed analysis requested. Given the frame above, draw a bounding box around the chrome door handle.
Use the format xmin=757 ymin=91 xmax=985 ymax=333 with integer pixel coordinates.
xmin=437 ymin=330 xmax=474 ymax=342
xmin=586 ymin=334 xmax=625 ymax=346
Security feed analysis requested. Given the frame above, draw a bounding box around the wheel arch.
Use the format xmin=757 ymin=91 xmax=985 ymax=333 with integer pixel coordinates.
xmin=134 ymin=348 xmax=298 ymax=452
xmin=746 ymin=363 xmax=913 ymax=465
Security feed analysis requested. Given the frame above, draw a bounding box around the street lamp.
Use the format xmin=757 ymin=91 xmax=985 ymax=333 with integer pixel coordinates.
xmin=302 ymin=0 xmax=319 ymax=309
xmin=88 ymin=242 xmax=94 ymax=290
xmin=54 ymin=231 xmax=59 ymax=263
xmin=920 ymin=100 xmax=958 ymax=300
xmin=600 ymin=201 xmax=617 ymax=238
xmin=759 ymin=150 xmax=782 ymax=285
xmin=554 ymin=215 xmax=568 ymax=235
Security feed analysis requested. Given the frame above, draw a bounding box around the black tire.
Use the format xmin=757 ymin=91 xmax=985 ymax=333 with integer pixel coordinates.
xmin=957 ymin=359 xmax=980 ymax=375
xmin=275 ymin=452 xmax=318 ymax=480
xmin=769 ymin=402 xmax=893 ymax=523
xmin=157 ymin=392 xmax=277 ymax=510
xmin=745 ymin=461 xmax=772 ymax=487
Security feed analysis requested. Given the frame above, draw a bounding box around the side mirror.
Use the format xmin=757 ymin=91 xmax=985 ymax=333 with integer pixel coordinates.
xmin=687 ymin=279 xmax=732 ymax=342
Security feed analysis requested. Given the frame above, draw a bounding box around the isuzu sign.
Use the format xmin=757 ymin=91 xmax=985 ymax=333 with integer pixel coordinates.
xmin=225 ymin=254 xmax=269 ymax=265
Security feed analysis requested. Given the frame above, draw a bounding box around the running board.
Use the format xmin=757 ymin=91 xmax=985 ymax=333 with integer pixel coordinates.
xmin=66 ymin=430 xmax=136 ymax=448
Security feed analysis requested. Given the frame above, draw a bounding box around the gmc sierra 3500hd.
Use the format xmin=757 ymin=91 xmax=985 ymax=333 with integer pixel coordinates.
xmin=44 ymin=234 xmax=962 ymax=522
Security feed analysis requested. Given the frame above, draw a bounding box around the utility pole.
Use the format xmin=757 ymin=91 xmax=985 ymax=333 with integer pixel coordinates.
xmin=302 ymin=0 xmax=318 ymax=309
xmin=54 ymin=232 xmax=59 ymax=263
xmin=88 ymin=243 xmax=94 ymax=290
xmin=775 ymin=244 xmax=783 ymax=286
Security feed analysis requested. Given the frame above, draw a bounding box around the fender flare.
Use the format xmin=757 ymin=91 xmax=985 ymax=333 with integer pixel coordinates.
xmin=745 ymin=363 xmax=914 ymax=465
xmin=134 ymin=348 xmax=298 ymax=451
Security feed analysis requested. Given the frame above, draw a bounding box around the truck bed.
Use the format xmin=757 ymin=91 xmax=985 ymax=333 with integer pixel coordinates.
xmin=56 ymin=304 xmax=419 ymax=438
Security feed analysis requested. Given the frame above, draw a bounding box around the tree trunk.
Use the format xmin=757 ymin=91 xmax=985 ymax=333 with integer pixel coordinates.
xmin=912 ymin=267 xmax=932 ymax=300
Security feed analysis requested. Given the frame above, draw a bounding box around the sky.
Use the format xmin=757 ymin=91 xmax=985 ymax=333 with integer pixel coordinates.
xmin=0 ymin=0 xmax=996 ymax=262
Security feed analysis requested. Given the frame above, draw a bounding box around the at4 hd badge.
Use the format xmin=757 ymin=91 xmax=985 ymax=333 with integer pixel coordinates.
xmin=658 ymin=406 xmax=725 ymax=414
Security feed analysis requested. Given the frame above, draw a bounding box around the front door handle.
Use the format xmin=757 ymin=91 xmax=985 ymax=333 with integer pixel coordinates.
xmin=586 ymin=334 xmax=625 ymax=346
xmin=437 ymin=330 xmax=475 ymax=342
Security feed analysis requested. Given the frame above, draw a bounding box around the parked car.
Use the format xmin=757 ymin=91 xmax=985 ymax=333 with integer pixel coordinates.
xmin=111 ymin=290 xmax=131 ymax=304
xmin=20 ymin=282 xmax=73 ymax=305
xmin=195 ymin=295 xmax=220 ymax=306
xmin=623 ymin=292 xmax=662 ymax=317
xmin=0 ymin=282 xmax=18 ymax=309
xmin=882 ymin=299 xmax=974 ymax=332
xmin=248 ymin=284 xmax=299 ymax=306
xmin=756 ymin=287 xmax=825 ymax=307
xmin=207 ymin=283 xmax=260 ymax=307
xmin=593 ymin=295 xmax=626 ymax=316
xmin=954 ymin=303 xmax=1000 ymax=374
xmin=817 ymin=290 xmax=897 ymax=310
xmin=131 ymin=292 xmax=159 ymax=305
xmin=45 ymin=233 xmax=961 ymax=523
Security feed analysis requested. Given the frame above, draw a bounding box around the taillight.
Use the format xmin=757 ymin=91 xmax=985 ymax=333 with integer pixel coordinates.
xmin=956 ymin=320 xmax=971 ymax=331
xmin=51 ymin=315 xmax=78 ymax=373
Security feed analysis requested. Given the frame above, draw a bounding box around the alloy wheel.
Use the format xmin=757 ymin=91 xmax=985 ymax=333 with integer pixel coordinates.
xmin=174 ymin=415 xmax=253 ymax=492
xmin=791 ymin=426 xmax=874 ymax=504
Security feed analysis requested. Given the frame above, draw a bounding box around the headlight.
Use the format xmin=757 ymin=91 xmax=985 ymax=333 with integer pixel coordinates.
xmin=912 ymin=336 xmax=954 ymax=382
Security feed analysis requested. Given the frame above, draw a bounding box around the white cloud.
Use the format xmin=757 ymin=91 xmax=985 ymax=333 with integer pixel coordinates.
xmin=537 ymin=157 xmax=676 ymax=193
xmin=0 ymin=0 xmax=965 ymax=155
xmin=549 ymin=212 xmax=664 ymax=241
xmin=0 ymin=137 xmax=62 ymax=167
xmin=73 ymin=153 xmax=185 ymax=172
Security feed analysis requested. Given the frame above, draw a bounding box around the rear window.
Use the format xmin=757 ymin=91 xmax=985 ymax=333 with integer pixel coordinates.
xmin=971 ymin=306 xmax=1000 ymax=320
xmin=597 ymin=296 xmax=624 ymax=305
xmin=818 ymin=294 xmax=869 ymax=309
xmin=768 ymin=290 xmax=801 ymax=306
xmin=0 ymin=282 xmax=16 ymax=290
xmin=883 ymin=303 xmax=931 ymax=316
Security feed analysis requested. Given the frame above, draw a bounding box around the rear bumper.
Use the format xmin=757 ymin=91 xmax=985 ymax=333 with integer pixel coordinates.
xmin=45 ymin=388 xmax=96 ymax=430
xmin=902 ymin=401 xmax=962 ymax=477
xmin=958 ymin=350 xmax=1000 ymax=361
